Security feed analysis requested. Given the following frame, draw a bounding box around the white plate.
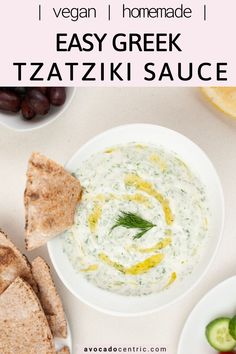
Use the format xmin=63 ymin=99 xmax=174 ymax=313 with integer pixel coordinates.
xmin=178 ymin=276 xmax=236 ymax=353
xmin=48 ymin=124 xmax=224 ymax=316
xmin=0 ymin=87 xmax=76 ymax=132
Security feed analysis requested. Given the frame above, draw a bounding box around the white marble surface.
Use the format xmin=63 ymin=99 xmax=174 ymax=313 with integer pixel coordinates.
xmin=0 ymin=87 xmax=235 ymax=353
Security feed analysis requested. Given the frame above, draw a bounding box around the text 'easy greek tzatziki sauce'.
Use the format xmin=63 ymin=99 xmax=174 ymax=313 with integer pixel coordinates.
xmin=63 ymin=143 xmax=209 ymax=296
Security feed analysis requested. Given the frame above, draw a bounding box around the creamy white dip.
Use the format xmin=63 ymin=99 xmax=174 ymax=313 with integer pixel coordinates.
xmin=63 ymin=143 xmax=209 ymax=296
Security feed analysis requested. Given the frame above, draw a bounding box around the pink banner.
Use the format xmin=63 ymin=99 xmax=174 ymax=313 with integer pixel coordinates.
xmin=0 ymin=0 xmax=235 ymax=86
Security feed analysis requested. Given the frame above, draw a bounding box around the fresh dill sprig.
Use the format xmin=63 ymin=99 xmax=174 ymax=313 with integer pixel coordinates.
xmin=111 ymin=211 xmax=156 ymax=240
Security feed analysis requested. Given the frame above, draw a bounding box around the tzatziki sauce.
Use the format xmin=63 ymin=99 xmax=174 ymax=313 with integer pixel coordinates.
xmin=63 ymin=143 xmax=209 ymax=296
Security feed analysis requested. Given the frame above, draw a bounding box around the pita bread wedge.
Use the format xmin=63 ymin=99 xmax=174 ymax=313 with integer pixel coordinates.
xmin=0 ymin=277 xmax=56 ymax=354
xmin=0 ymin=230 xmax=38 ymax=294
xmin=57 ymin=347 xmax=70 ymax=354
xmin=32 ymin=257 xmax=67 ymax=338
xmin=24 ymin=152 xmax=82 ymax=250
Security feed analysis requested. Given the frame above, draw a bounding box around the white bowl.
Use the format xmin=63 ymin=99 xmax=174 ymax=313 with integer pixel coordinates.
xmin=48 ymin=124 xmax=224 ymax=316
xmin=0 ymin=87 xmax=76 ymax=132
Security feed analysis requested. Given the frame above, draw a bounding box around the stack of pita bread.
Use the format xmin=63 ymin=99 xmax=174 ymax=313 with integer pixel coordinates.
xmin=0 ymin=230 xmax=71 ymax=353
xmin=0 ymin=231 xmax=70 ymax=354
xmin=0 ymin=153 xmax=83 ymax=353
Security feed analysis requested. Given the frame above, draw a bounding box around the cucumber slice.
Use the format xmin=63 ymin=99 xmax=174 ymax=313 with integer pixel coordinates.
xmin=229 ymin=315 xmax=236 ymax=340
xmin=205 ymin=317 xmax=236 ymax=351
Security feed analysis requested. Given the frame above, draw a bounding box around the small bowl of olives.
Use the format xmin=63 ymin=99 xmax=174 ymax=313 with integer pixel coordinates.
xmin=0 ymin=87 xmax=76 ymax=132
